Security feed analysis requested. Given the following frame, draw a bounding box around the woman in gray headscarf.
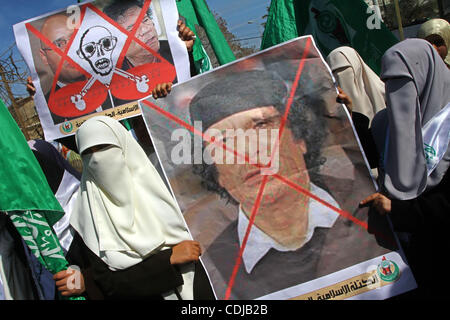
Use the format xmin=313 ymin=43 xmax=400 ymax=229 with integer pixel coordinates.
xmin=361 ymin=38 xmax=450 ymax=298
xmin=369 ymin=38 xmax=450 ymax=200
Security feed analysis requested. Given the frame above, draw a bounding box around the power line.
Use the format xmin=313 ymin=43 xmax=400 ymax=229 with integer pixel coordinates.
xmin=232 ymin=32 xmax=263 ymax=38
xmin=229 ymin=36 xmax=263 ymax=42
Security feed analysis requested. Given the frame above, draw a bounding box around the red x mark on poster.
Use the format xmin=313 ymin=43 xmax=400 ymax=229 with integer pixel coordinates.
xmin=26 ymin=0 xmax=176 ymax=118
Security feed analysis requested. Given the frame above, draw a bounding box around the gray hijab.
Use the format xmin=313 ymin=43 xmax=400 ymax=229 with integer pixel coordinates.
xmin=374 ymin=38 xmax=450 ymax=200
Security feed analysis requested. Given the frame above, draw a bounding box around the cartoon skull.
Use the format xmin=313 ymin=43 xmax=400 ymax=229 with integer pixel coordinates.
xmin=77 ymin=26 xmax=117 ymax=76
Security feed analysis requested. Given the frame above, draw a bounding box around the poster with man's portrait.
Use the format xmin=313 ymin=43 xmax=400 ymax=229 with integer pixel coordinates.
xmin=14 ymin=0 xmax=190 ymax=141
xmin=139 ymin=36 xmax=417 ymax=300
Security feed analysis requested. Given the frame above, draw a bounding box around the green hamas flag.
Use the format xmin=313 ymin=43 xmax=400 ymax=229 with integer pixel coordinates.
xmin=261 ymin=0 xmax=398 ymax=74
xmin=177 ymin=0 xmax=236 ymax=72
xmin=0 ymin=100 xmax=84 ymax=300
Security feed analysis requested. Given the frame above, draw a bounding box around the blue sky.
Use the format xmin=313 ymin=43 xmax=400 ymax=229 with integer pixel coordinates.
xmin=1 ymin=0 xmax=76 ymax=51
xmin=0 ymin=0 xmax=271 ymax=98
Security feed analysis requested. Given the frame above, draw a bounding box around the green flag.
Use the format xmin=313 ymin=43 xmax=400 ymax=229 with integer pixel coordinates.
xmin=177 ymin=0 xmax=236 ymax=71
xmin=261 ymin=0 xmax=398 ymax=74
xmin=0 ymin=100 xmax=84 ymax=300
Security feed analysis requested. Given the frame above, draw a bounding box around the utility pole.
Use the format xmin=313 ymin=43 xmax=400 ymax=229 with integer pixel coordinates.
xmin=0 ymin=63 xmax=30 ymax=140
xmin=393 ymin=0 xmax=404 ymax=40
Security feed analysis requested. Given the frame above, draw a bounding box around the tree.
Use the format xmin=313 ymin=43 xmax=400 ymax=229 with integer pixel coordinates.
xmin=214 ymin=13 xmax=258 ymax=59
xmin=0 ymin=46 xmax=29 ymax=107
xmin=0 ymin=45 xmax=42 ymax=140
xmin=261 ymin=5 xmax=270 ymax=29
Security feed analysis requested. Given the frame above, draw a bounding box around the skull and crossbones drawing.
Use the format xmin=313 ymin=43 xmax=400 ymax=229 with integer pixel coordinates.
xmin=71 ymin=26 xmax=149 ymax=111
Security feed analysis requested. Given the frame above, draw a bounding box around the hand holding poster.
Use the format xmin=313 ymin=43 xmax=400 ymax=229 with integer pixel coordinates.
xmin=139 ymin=36 xmax=417 ymax=300
xmin=14 ymin=0 xmax=190 ymax=141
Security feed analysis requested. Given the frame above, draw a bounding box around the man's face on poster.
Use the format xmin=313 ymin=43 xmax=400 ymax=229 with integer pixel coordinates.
xmin=116 ymin=5 xmax=159 ymax=64
xmin=205 ymin=106 xmax=311 ymax=249
xmin=39 ymin=14 xmax=85 ymax=84
xmin=78 ymin=26 xmax=117 ymax=76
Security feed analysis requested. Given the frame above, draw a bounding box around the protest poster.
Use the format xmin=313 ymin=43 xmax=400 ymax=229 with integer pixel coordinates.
xmin=13 ymin=0 xmax=190 ymax=141
xmin=261 ymin=0 xmax=398 ymax=75
xmin=139 ymin=35 xmax=417 ymax=300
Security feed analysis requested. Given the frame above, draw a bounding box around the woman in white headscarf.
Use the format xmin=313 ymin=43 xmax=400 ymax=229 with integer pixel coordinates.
xmin=361 ymin=38 xmax=450 ymax=298
xmin=326 ymin=46 xmax=386 ymax=167
xmin=63 ymin=116 xmax=213 ymax=300
xmin=327 ymin=46 xmax=386 ymax=123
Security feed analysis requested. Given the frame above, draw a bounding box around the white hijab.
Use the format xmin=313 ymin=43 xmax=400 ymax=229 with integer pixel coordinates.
xmin=417 ymin=18 xmax=450 ymax=66
xmin=327 ymin=46 xmax=386 ymax=124
xmin=71 ymin=116 xmax=193 ymax=297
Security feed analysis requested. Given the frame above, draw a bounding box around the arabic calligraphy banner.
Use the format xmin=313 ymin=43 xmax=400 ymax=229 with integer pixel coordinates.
xmin=139 ymin=36 xmax=417 ymax=300
xmin=14 ymin=0 xmax=190 ymax=141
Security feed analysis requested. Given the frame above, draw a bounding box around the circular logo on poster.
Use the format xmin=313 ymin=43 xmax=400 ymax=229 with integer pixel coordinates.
xmin=377 ymin=256 xmax=400 ymax=282
xmin=317 ymin=10 xmax=337 ymax=33
xmin=61 ymin=121 xmax=73 ymax=134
